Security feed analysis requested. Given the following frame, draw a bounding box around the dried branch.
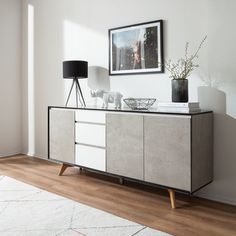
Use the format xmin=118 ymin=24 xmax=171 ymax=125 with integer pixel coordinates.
xmin=163 ymin=36 xmax=207 ymax=79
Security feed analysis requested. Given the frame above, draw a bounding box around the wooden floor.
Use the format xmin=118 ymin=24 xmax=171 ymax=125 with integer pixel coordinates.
xmin=0 ymin=155 xmax=235 ymax=236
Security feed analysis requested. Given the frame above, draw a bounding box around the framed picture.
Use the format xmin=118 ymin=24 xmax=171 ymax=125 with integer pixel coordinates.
xmin=109 ymin=20 xmax=164 ymax=76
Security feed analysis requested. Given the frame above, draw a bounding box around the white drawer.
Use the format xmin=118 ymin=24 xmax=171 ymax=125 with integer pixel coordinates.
xmin=75 ymin=144 xmax=106 ymax=171
xmin=75 ymin=110 xmax=105 ymax=124
xmin=75 ymin=123 xmax=105 ymax=147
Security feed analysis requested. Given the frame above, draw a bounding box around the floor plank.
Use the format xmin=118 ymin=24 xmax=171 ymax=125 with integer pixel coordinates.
xmin=0 ymin=155 xmax=235 ymax=236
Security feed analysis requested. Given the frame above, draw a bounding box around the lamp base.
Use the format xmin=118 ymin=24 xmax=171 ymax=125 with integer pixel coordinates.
xmin=65 ymin=78 xmax=86 ymax=107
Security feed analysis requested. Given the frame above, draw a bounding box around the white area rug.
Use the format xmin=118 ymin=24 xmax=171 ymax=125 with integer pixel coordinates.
xmin=0 ymin=176 xmax=171 ymax=236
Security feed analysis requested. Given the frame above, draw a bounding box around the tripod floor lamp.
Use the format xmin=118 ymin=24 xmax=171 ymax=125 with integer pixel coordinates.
xmin=63 ymin=60 xmax=88 ymax=107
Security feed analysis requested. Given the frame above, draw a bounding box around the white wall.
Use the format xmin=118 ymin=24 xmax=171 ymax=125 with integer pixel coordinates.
xmin=197 ymin=0 xmax=236 ymax=205
xmin=21 ymin=0 xmax=236 ymax=205
xmin=0 ymin=0 xmax=22 ymax=157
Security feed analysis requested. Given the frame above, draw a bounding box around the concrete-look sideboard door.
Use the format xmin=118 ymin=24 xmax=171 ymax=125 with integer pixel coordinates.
xmin=144 ymin=115 xmax=191 ymax=191
xmin=50 ymin=109 xmax=75 ymax=164
xmin=106 ymin=113 xmax=144 ymax=180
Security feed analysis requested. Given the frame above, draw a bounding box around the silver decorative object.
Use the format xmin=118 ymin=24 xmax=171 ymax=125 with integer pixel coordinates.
xmin=123 ymin=98 xmax=156 ymax=110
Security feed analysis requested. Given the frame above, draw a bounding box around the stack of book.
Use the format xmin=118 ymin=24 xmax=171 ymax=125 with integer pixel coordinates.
xmin=157 ymin=102 xmax=201 ymax=113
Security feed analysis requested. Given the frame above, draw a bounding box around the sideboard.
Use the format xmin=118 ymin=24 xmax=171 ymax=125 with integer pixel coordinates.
xmin=48 ymin=106 xmax=213 ymax=208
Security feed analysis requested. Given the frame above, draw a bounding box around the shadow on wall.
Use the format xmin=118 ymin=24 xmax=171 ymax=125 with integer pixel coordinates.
xmin=76 ymin=66 xmax=110 ymax=107
xmin=197 ymin=86 xmax=236 ymax=204
xmin=88 ymin=66 xmax=110 ymax=91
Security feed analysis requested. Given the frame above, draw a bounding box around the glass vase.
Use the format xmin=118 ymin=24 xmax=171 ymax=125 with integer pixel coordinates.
xmin=171 ymin=78 xmax=188 ymax=102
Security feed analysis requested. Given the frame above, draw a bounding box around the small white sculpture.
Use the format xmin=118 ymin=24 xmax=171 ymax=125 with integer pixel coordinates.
xmin=90 ymin=89 xmax=123 ymax=109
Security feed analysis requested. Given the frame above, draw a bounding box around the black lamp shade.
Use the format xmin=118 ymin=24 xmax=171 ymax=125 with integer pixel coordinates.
xmin=63 ymin=60 xmax=88 ymax=79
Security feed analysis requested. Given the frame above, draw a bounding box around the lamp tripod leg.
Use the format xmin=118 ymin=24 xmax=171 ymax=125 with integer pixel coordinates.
xmin=76 ymin=80 xmax=86 ymax=107
xmin=76 ymin=84 xmax=83 ymax=107
xmin=75 ymin=81 xmax=78 ymax=107
xmin=65 ymin=80 xmax=75 ymax=106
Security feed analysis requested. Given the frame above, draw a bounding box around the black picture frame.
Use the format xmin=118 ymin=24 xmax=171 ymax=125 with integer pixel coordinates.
xmin=109 ymin=20 xmax=164 ymax=76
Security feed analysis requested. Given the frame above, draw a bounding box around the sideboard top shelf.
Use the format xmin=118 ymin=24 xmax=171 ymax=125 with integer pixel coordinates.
xmin=48 ymin=106 xmax=213 ymax=116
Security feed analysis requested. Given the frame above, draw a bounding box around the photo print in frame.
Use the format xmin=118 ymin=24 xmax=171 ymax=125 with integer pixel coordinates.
xmin=109 ymin=20 xmax=164 ymax=75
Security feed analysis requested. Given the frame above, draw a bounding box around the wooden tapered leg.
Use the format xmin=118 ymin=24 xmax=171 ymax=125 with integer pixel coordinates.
xmin=168 ymin=189 xmax=176 ymax=209
xmin=58 ymin=163 xmax=71 ymax=176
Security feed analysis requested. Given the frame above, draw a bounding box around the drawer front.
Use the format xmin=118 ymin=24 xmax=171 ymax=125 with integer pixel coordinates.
xmin=75 ymin=110 xmax=105 ymax=124
xmin=75 ymin=144 xmax=106 ymax=171
xmin=75 ymin=123 xmax=105 ymax=147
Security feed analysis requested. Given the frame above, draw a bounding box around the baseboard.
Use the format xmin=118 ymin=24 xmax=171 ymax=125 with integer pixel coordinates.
xmin=23 ymin=152 xmax=59 ymax=165
xmin=0 ymin=152 xmax=23 ymax=158
xmin=22 ymin=152 xmax=47 ymax=160
xmin=23 ymin=153 xmax=58 ymax=163
xmin=33 ymin=153 xmax=47 ymax=160
xmin=197 ymin=193 xmax=236 ymax=206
